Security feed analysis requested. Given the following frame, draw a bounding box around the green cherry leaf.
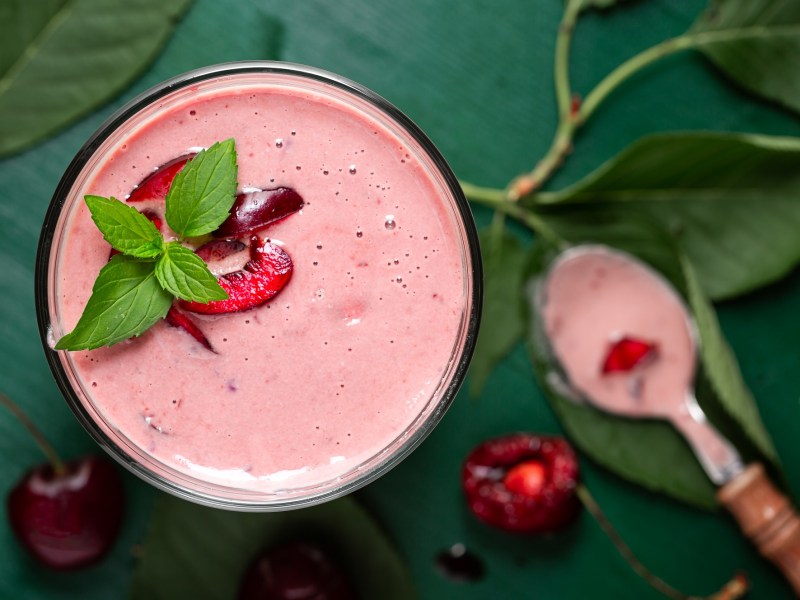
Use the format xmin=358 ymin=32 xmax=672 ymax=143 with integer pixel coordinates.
xmin=0 ymin=0 xmax=194 ymax=157
xmin=85 ymin=195 xmax=163 ymax=258
xmin=692 ymin=0 xmax=800 ymax=117
xmin=155 ymin=242 xmax=228 ymax=303
xmin=55 ymin=255 xmax=172 ymax=351
xmin=130 ymin=494 xmax=416 ymax=600
xmin=165 ymin=139 xmax=238 ymax=238
xmin=469 ymin=226 xmax=528 ymax=396
xmin=680 ymin=255 xmax=779 ymax=466
xmin=536 ymin=132 xmax=800 ymax=300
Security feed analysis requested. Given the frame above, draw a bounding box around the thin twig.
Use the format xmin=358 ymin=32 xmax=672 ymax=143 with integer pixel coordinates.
xmin=0 ymin=391 xmax=65 ymax=475
xmin=577 ymin=484 xmax=748 ymax=600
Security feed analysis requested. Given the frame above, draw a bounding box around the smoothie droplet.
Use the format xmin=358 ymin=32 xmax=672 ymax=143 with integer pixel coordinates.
xmin=275 ymin=138 xmax=283 ymax=148
xmin=349 ymin=164 xmax=357 ymax=174
xmin=385 ymin=215 xmax=396 ymax=230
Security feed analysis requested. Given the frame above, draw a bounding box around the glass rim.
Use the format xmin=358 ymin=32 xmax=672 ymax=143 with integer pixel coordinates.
xmin=34 ymin=61 xmax=483 ymax=511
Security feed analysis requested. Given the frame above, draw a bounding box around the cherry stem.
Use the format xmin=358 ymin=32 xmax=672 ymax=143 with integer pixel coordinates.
xmin=0 ymin=391 xmax=66 ymax=476
xmin=576 ymin=484 xmax=748 ymax=600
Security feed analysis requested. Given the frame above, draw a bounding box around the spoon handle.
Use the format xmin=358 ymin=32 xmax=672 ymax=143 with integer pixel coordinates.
xmin=718 ymin=463 xmax=800 ymax=595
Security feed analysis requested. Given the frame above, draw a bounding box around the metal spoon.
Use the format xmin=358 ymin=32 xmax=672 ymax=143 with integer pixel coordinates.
xmin=534 ymin=244 xmax=800 ymax=594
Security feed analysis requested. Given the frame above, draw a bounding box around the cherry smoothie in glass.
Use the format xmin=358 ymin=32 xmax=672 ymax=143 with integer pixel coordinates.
xmin=36 ymin=63 xmax=481 ymax=509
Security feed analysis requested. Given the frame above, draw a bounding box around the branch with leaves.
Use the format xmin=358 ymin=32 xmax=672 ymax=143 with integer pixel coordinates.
xmin=465 ymin=0 xmax=800 ymax=509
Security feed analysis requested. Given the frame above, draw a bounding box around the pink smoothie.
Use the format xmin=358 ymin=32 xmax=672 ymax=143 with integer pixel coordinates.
xmin=48 ymin=70 xmax=474 ymax=501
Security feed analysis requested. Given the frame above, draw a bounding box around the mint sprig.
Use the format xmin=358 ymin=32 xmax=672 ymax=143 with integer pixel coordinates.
xmin=57 ymin=140 xmax=239 ymax=351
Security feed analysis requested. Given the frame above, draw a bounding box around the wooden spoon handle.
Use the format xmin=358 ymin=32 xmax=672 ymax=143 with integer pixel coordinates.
xmin=717 ymin=463 xmax=800 ymax=596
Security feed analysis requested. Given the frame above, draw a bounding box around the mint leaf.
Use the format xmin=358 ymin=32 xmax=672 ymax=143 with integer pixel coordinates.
xmin=692 ymin=0 xmax=800 ymax=117
xmin=165 ymin=139 xmax=238 ymax=238
xmin=55 ymin=255 xmax=173 ymax=351
xmin=85 ymin=195 xmax=163 ymax=258
xmin=155 ymin=242 xmax=228 ymax=303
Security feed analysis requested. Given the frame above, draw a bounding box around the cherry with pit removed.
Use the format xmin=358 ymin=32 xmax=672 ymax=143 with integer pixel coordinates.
xmin=214 ymin=187 xmax=304 ymax=239
xmin=181 ymin=236 xmax=293 ymax=315
xmin=126 ymin=154 xmax=193 ymax=203
xmin=462 ymin=433 xmax=580 ymax=534
xmin=7 ymin=456 xmax=125 ymax=570
xmin=237 ymin=541 xmax=357 ymax=600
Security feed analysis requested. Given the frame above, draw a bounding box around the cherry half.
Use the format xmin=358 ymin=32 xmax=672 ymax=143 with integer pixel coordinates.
xmin=238 ymin=541 xmax=357 ymax=600
xmin=462 ymin=433 xmax=580 ymax=534
xmin=126 ymin=155 xmax=193 ymax=203
xmin=1 ymin=392 xmax=124 ymax=570
xmin=214 ymin=187 xmax=304 ymax=239
xmin=180 ymin=236 xmax=293 ymax=315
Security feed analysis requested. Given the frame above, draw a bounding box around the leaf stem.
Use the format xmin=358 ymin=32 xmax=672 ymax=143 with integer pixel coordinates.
xmin=577 ymin=484 xmax=748 ymax=600
xmin=459 ymin=181 xmax=507 ymax=205
xmin=555 ymin=0 xmax=581 ymax=120
xmin=461 ymin=181 xmax=564 ymax=247
xmin=489 ymin=210 xmax=507 ymax=254
xmin=0 ymin=391 xmax=65 ymax=476
xmin=578 ymin=26 xmax=787 ymax=125
xmin=509 ymin=0 xmax=582 ymax=200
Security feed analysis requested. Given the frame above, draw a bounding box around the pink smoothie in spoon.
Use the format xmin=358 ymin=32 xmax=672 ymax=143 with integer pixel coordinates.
xmin=539 ymin=246 xmax=741 ymax=480
xmin=540 ymin=247 xmax=696 ymax=417
xmin=40 ymin=64 xmax=480 ymax=508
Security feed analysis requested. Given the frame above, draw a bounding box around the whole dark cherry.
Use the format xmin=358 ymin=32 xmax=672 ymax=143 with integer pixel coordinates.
xmin=238 ymin=541 xmax=358 ymax=600
xmin=7 ymin=456 xmax=124 ymax=570
xmin=462 ymin=433 xmax=580 ymax=534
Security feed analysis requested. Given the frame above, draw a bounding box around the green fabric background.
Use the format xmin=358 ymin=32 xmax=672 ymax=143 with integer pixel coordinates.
xmin=1 ymin=0 xmax=800 ymax=597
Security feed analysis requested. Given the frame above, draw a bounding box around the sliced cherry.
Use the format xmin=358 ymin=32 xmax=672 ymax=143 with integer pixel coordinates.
xmin=165 ymin=306 xmax=214 ymax=352
xmin=195 ymin=239 xmax=247 ymax=262
xmin=462 ymin=433 xmax=580 ymax=534
xmin=214 ymin=187 xmax=304 ymax=238
xmin=8 ymin=456 xmax=125 ymax=570
xmin=126 ymin=154 xmax=193 ymax=203
xmin=601 ymin=337 xmax=657 ymax=374
xmin=180 ymin=236 xmax=292 ymax=315
xmin=141 ymin=209 xmax=163 ymax=232
xmin=238 ymin=541 xmax=357 ymax=600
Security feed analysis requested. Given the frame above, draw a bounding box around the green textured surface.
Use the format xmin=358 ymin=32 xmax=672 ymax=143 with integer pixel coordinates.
xmin=1 ymin=0 xmax=800 ymax=597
